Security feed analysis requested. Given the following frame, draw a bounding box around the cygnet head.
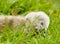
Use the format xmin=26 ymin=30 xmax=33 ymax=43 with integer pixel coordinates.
xmin=25 ymin=11 xmax=50 ymax=37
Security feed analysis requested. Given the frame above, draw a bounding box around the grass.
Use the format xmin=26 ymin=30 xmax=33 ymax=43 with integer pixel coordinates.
xmin=0 ymin=0 xmax=60 ymax=44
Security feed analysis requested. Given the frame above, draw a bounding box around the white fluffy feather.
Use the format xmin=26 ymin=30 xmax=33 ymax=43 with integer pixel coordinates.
xmin=25 ymin=11 xmax=50 ymax=30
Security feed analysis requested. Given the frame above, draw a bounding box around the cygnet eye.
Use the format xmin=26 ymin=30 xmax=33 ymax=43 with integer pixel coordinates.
xmin=41 ymin=22 xmax=43 ymax=25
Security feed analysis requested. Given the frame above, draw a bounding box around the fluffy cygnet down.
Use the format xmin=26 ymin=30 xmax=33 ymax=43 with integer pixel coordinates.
xmin=25 ymin=11 xmax=50 ymax=37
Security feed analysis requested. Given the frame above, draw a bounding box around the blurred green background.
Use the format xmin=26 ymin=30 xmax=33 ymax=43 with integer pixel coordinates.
xmin=0 ymin=0 xmax=60 ymax=15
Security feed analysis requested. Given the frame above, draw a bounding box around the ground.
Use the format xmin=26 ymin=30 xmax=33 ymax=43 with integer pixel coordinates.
xmin=0 ymin=0 xmax=60 ymax=44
